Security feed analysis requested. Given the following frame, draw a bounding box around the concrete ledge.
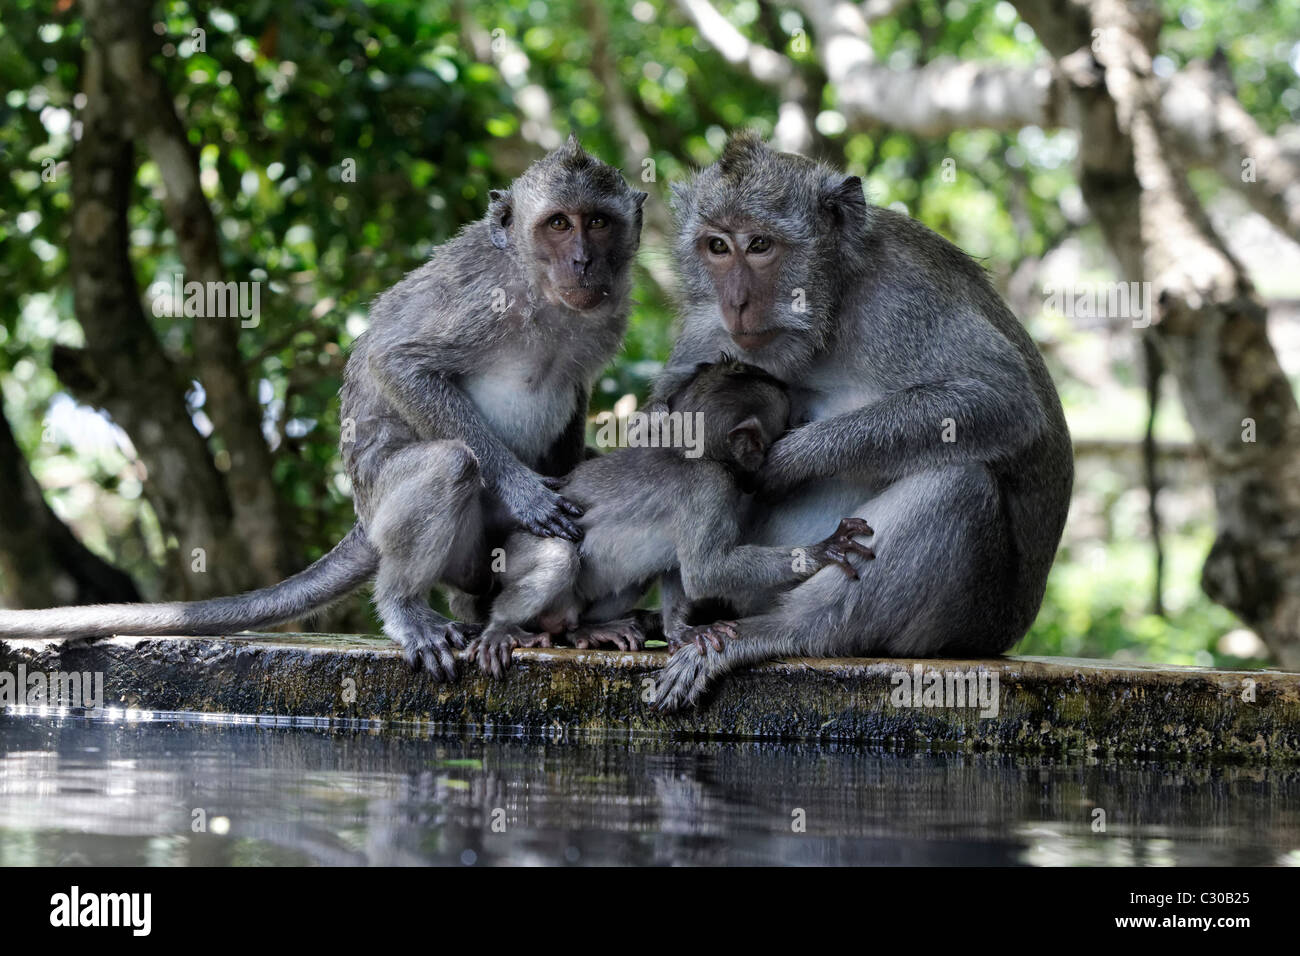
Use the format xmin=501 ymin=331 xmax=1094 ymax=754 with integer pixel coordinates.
xmin=2 ymin=633 xmax=1298 ymax=760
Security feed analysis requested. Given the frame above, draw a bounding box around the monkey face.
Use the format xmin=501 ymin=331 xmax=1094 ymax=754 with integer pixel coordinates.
xmin=486 ymin=136 xmax=647 ymax=316
xmin=694 ymin=225 xmax=787 ymax=351
xmin=531 ymin=207 xmax=630 ymax=312
xmin=672 ymin=131 xmax=870 ymax=374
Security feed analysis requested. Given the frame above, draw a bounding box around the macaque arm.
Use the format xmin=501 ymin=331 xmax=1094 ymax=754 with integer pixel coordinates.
xmin=369 ymin=351 xmax=534 ymax=491
xmin=766 ymin=374 xmax=1048 ymax=490
xmin=685 ymin=544 xmax=814 ymax=599
xmin=674 ymin=497 xmax=813 ymax=601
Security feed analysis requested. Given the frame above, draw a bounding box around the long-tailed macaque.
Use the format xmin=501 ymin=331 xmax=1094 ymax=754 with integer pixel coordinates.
xmin=650 ymin=132 xmax=1073 ymax=711
xmin=0 ymin=136 xmax=647 ymax=683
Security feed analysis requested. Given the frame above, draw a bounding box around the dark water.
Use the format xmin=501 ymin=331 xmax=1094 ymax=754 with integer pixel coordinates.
xmin=0 ymin=710 xmax=1296 ymax=866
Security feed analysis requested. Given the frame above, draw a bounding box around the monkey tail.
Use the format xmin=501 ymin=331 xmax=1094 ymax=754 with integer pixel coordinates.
xmin=0 ymin=524 xmax=379 ymax=639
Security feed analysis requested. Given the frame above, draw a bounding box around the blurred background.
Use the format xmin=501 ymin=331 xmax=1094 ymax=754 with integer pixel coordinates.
xmin=2 ymin=0 xmax=1298 ymax=668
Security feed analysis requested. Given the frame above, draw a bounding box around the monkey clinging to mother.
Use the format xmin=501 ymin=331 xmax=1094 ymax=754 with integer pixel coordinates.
xmin=0 ymin=131 xmax=1071 ymax=713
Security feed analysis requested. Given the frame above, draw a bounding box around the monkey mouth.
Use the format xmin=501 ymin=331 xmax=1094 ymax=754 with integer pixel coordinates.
xmin=729 ymin=330 xmax=779 ymax=351
xmin=559 ymin=287 xmax=609 ymax=311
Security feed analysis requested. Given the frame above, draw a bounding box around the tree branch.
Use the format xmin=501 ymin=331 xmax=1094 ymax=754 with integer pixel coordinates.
xmin=1159 ymin=59 xmax=1300 ymax=244
xmin=676 ymin=0 xmax=832 ymax=153
xmin=797 ymin=0 xmax=1065 ymax=136
xmin=675 ymin=0 xmax=794 ymax=85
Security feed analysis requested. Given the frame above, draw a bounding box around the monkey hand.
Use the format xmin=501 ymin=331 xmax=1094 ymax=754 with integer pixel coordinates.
xmin=809 ymin=517 xmax=875 ymax=579
xmin=503 ymin=474 xmax=584 ymax=541
xmin=666 ymin=620 xmax=737 ymax=656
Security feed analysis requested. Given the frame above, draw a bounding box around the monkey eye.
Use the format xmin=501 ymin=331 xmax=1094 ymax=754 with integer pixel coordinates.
xmin=707 ymin=237 xmax=729 ymax=255
xmin=548 ymin=214 xmax=572 ymax=231
xmin=588 ymin=214 xmax=608 ymax=229
xmin=748 ymin=236 xmax=772 ymax=254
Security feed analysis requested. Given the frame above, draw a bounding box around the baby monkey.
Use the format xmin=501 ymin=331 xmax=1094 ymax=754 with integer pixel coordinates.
xmin=466 ymin=358 xmax=874 ymax=677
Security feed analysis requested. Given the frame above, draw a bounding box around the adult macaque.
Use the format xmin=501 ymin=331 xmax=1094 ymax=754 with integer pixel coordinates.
xmin=650 ymin=132 xmax=1073 ymax=711
xmin=0 ymin=136 xmax=647 ymax=682
xmin=465 ymin=358 xmax=872 ymax=677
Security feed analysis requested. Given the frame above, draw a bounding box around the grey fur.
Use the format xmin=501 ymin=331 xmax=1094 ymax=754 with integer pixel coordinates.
xmin=0 ymin=137 xmax=647 ymax=682
xmin=652 ymin=131 xmax=1074 ymax=711
xmin=464 ymin=359 xmax=871 ymax=677
xmin=0 ymin=525 xmax=377 ymax=638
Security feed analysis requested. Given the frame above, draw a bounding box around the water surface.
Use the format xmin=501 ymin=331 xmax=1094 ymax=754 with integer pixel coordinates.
xmin=0 ymin=711 xmax=1296 ymax=866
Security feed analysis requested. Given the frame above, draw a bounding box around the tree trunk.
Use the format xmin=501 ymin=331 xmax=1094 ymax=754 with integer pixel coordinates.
xmin=64 ymin=17 xmax=252 ymax=598
xmin=1015 ymin=0 xmax=1300 ymax=667
xmin=84 ymin=0 xmax=299 ymax=583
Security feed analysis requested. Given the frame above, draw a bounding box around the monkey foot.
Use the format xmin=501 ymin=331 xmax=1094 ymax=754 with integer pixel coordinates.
xmin=653 ymin=639 xmax=722 ymax=712
xmin=394 ymin=615 xmax=475 ymax=683
xmin=466 ymin=626 xmax=552 ymax=679
xmin=569 ymin=617 xmax=646 ymax=651
xmin=515 ymin=631 xmax=554 ymax=649
xmin=667 ymin=621 xmax=738 ymax=656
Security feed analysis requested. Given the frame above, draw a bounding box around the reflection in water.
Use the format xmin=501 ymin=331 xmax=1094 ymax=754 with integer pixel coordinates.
xmin=0 ymin=711 xmax=1296 ymax=866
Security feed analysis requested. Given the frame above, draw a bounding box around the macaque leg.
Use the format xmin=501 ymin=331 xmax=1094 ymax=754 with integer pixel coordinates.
xmin=655 ymin=465 xmax=1014 ymax=711
xmin=368 ymin=440 xmax=488 ymax=680
xmin=467 ymin=536 xmax=578 ymax=678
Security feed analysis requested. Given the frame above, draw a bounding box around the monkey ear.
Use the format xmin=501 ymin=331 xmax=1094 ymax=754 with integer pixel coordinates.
xmin=488 ymin=189 xmax=512 ymax=250
xmin=727 ymin=416 xmax=768 ymax=474
xmin=821 ymin=175 xmax=867 ymax=229
xmin=629 ymin=190 xmax=648 ymax=246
